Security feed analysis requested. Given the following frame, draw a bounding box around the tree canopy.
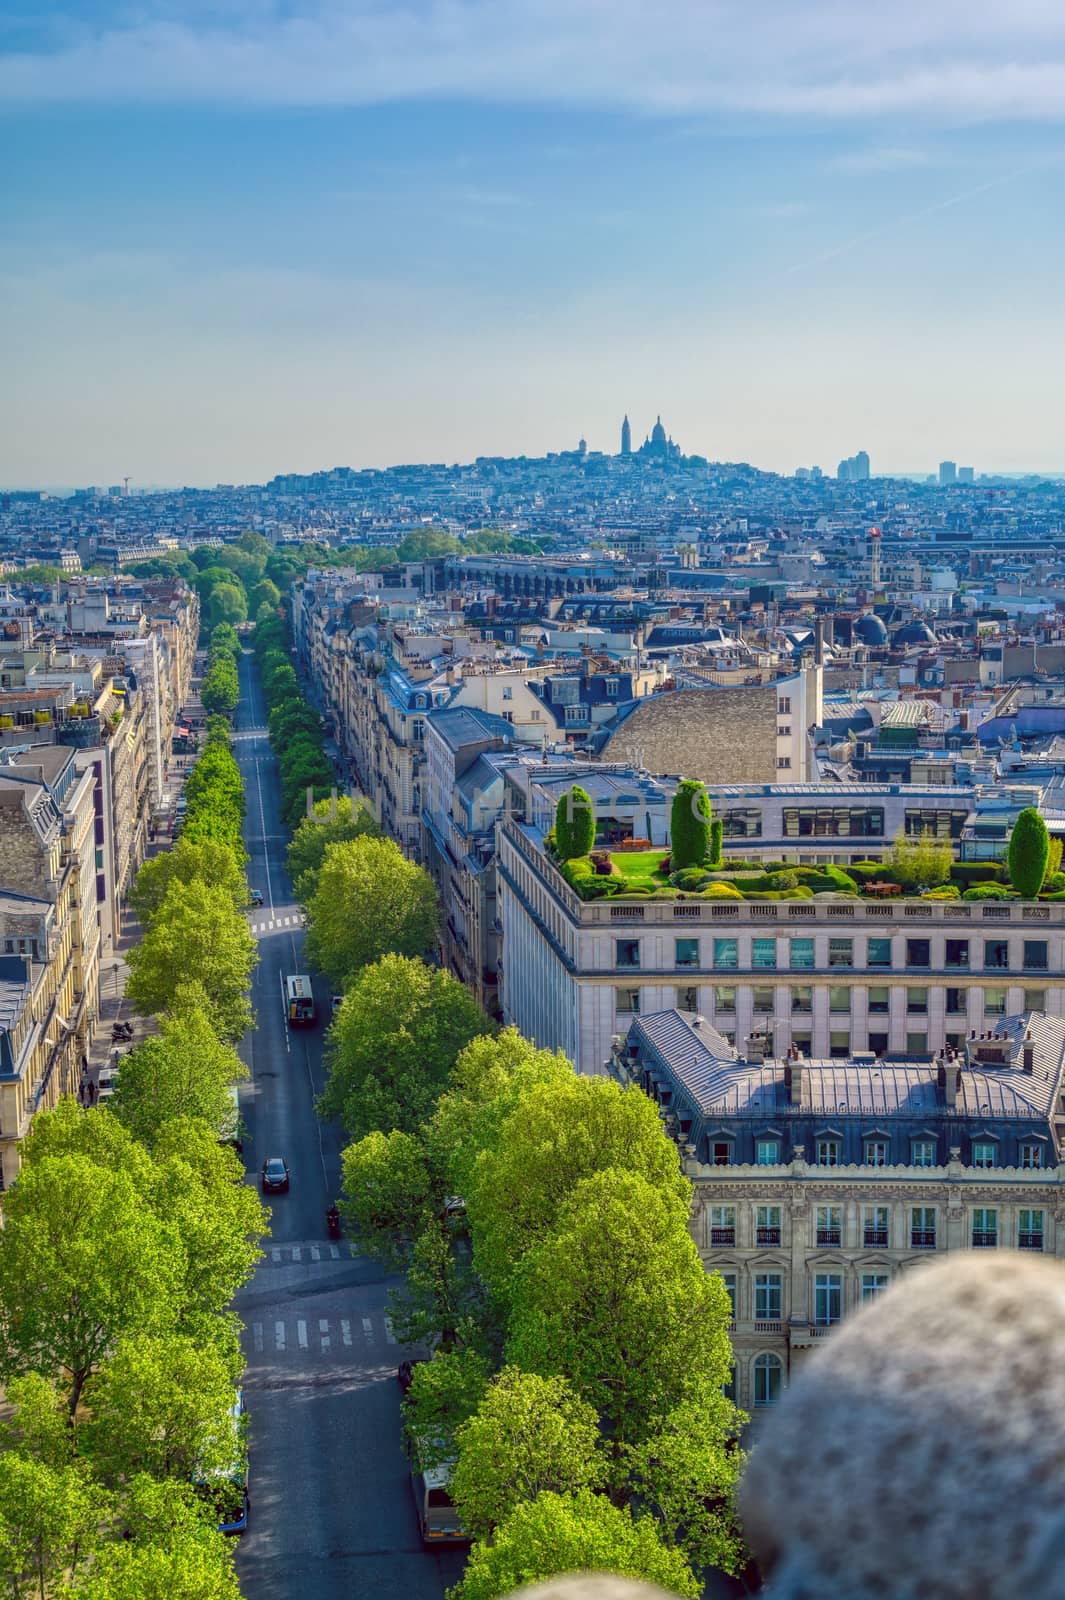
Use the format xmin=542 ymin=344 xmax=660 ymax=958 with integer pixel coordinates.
xmin=126 ymin=880 xmax=256 ymax=1042
xmin=305 ymin=838 xmax=439 ymax=990
xmin=287 ymin=794 xmax=380 ymax=899
xmin=1008 ymin=806 xmax=1050 ymax=898
xmin=111 ymin=993 xmax=246 ymax=1147
xmin=670 ymin=778 xmax=712 ymax=871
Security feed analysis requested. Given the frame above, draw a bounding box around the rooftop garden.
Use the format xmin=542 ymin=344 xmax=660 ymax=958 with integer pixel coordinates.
xmin=546 ymin=786 xmax=1065 ymax=905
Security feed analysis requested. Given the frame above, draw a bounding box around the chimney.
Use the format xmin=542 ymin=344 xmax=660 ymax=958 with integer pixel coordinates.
xmin=785 ymin=1060 xmax=804 ymax=1106
xmin=1022 ymin=1042 xmax=1034 ymax=1074
xmin=939 ymin=1056 xmax=959 ymax=1107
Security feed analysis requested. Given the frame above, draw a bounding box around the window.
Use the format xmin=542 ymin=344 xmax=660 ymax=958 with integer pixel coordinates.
xmin=864 ymin=1141 xmax=889 ymax=1169
xmin=829 ymin=937 xmax=853 ymax=968
xmin=906 ymin=939 xmax=930 ymax=970
xmin=678 ymin=985 xmax=699 ymax=1012
xmin=752 ymin=937 xmax=777 ymax=970
xmin=710 ymin=1205 xmax=735 ymax=1246
xmin=753 ymin=1353 xmax=783 ymax=1407
xmin=713 ymin=985 xmax=736 ymax=1013
xmin=713 ymin=938 xmax=738 ymax=970
xmin=755 ymin=1273 xmax=782 ymax=1320
xmin=907 ymin=987 xmax=928 ymax=1014
xmin=861 ymin=1273 xmax=890 ymax=1303
xmin=816 ymin=1203 xmax=841 ymax=1244
xmin=605 ymin=678 xmax=619 ymax=697
xmin=675 ymin=937 xmax=699 ymax=967
xmin=711 ymin=1142 xmax=732 ymax=1168
xmin=985 ymin=939 xmax=1010 ymax=971
xmin=616 ymin=987 xmax=640 ymax=1014
xmin=911 ymin=1139 xmax=937 ymax=1167
xmin=791 ymin=984 xmax=813 ymax=1014
xmin=1018 ymin=1208 xmax=1044 ymax=1250
xmin=867 ymin=937 xmax=892 ymax=968
xmin=718 ymin=1272 xmax=737 ymax=1319
xmin=945 ymin=939 xmax=969 ymax=970
xmin=721 ymin=807 xmax=762 ymax=838
xmin=864 ymin=1205 xmax=889 ymax=1246
xmin=905 ymin=808 xmax=967 ymax=839
xmin=814 ymin=1273 xmax=842 ymax=1325
xmin=971 ymin=1140 xmax=996 ymax=1169
xmin=1024 ymin=989 xmax=1047 ymax=1012
xmin=829 ymin=986 xmax=850 ymax=1013
xmin=789 ymin=938 xmax=815 ymax=970
xmin=757 ymin=1205 xmax=782 ymax=1245
xmin=1024 ymin=940 xmax=1048 ymax=971
xmin=778 ymin=724 xmax=792 ymax=738
xmin=816 ymin=1140 xmax=841 ymax=1170
xmin=868 ymin=985 xmax=890 ymax=1014
xmin=615 ymin=938 xmax=640 ymax=969
xmin=756 ymin=1138 xmax=781 ymax=1166
xmin=946 ymin=986 xmax=966 ymax=1015
xmin=906 ymin=1031 xmax=927 ymax=1055
xmin=752 ymin=986 xmax=774 ymax=1013
xmin=1019 ymin=1141 xmax=1043 ymax=1170
xmin=868 ymin=1031 xmax=888 ymax=1056
xmin=972 ymin=1207 xmax=998 ymax=1247
xmin=778 ymin=697 xmax=792 ymax=716
xmin=984 ymin=987 xmax=1007 ymax=1016
xmin=777 ymin=756 xmax=792 ymax=770
xmin=502 ymin=686 xmax=513 ymax=700
xmin=911 ymin=1207 xmax=936 ymax=1248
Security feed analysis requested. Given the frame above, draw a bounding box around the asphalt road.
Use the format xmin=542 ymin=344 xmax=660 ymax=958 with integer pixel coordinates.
xmin=231 ymin=646 xmax=466 ymax=1600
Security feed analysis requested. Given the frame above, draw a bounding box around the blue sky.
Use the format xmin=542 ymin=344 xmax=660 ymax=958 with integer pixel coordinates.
xmin=2 ymin=2 xmax=1065 ymax=486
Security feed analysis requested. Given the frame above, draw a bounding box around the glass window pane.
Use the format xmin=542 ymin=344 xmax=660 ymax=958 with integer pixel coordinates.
xmin=867 ymin=938 xmax=892 ymax=968
xmin=752 ymin=938 xmax=777 ymax=970
xmin=790 ymin=938 xmax=815 ymax=969
xmin=713 ymin=938 xmax=737 ymax=970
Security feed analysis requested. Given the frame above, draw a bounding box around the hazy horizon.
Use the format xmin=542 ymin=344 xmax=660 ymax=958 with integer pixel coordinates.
xmin=4 ymin=2 xmax=1065 ymax=484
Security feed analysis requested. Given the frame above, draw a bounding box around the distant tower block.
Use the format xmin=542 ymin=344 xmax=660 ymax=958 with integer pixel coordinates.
xmin=621 ymin=415 xmax=632 ymax=457
xmin=868 ymin=526 xmax=882 ymax=589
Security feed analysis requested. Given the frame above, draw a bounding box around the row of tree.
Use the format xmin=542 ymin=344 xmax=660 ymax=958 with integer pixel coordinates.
xmin=0 ymin=708 xmax=266 ymax=1596
xmin=200 ymin=623 xmax=242 ymax=720
xmin=252 ymin=611 xmax=335 ymax=828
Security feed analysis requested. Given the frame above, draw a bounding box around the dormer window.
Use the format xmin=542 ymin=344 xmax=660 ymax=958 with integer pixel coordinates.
xmin=972 ymin=1140 xmax=997 ymax=1169
xmin=1020 ymin=1140 xmax=1043 ymax=1170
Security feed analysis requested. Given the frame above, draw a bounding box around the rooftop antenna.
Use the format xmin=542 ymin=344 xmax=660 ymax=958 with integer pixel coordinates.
xmin=123 ymin=476 xmax=131 ymax=496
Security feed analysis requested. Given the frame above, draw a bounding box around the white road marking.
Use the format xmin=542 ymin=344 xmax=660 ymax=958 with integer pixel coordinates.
xmin=319 ymin=1317 xmax=331 ymax=1351
xmin=275 ymin=1321 xmax=286 ymax=1351
xmin=253 ymin=1322 xmax=263 ymax=1353
xmin=268 ymin=919 xmax=276 ymax=930
xmin=283 ymin=915 xmax=291 ymax=926
xmin=362 ymin=1316 xmax=374 ymax=1343
xmin=310 ymin=1245 xmax=320 ymax=1262
xmin=271 ymin=1248 xmax=280 ymax=1262
xmin=341 ymin=1319 xmax=352 ymax=1346
xmin=329 ymin=1244 xmax=340 ymax=1260
xmin=384 ymin=1316 xmax=397 ymax=1346
xmin=291 ymin=1246 xmax=301 ymax=1262
xmin=297 ymin=1319 xmax=309 ymax=1350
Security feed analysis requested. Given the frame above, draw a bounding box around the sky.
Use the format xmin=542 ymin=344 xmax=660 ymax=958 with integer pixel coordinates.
xmin=2 ymin=2 xmax=1065 ymax=487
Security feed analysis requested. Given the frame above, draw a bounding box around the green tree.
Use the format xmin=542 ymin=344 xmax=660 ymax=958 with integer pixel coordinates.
xmin=129 ymin=840 xmax=247 ymax=925
xmin=81 ymin=1334 xmax=238 ymax=1486
xmin=0 ymin=1452 xmax=97 ymax=1599
xmin=394 ymin=528 xmax=460 ymax=562
xmin=287 ymin=795 xmax=379 ymax=899
xmin=709 ymin=816 xmax=724 ymax=868
xmin=554 ymin=785 xmax=595 ymax=861
xmin=127 ymin=880 xmax=256 ymax=1043
xmin=70 ymin=1480 xmax=241 ymax=1600
xmin=465 ymin=1075 xmax=690 ymax=1304
xmin=0 ymin=1155 xmax=184 ymax=1415
xmin=208 ymin=622 xmax=241 ymax=660
xmin=1044 ymin=834 xmax=1064 ymax=886
xmin=453 ymin=1488 xmax=699 ymax=1600
xmin=1008 ymin=806 xmax=1050 ymax=899
xmin=887 ymin=828 xmax=953 ymax=891
xmin=452 ymin=1370 xmax=605 ymax=1542
xmin=506 ymin=1170 xmax=734 ymax=1446
xmin=205 ymin=584 xmax=248 ymax=630
xmin=111 ymin=993 xmax=247 ymax=1148
xmin=402 ymin=1348 xmax=491 ymax=1468
xmin=386 ymin=1215 xmax=488 ymax=1354
xmin=200 ymin=654 xmax=239 ymax=718
xmin=248 ymin=579 xmax=281 ymax=615
xmin=214 ymin=546 xmax=265 ymax=588
xmin=150 ymin=1120 xmax=265 ymax=1323
xmin=305 ymin=840 xmax=439 ymax=991
xmin=339 ymin=1127 xmax=440 ymax=1267
xmin=1 ymin=1373 xmax=74 ymax=1469
xmin=670 ymin=779 xmax=712 ymax=871
xmin=320 ymin=954 xmax=488 ymax=1136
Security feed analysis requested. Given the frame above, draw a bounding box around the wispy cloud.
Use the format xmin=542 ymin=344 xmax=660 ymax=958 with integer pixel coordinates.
xmin=831 ymin=145 xmax=933 ymax=173
xmin=4 ymin=1 xmax=1065 ymax=120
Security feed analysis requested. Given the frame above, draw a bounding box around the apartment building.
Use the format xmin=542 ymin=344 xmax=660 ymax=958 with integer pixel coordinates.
xmin=0 ymin=746 xmax=100 ymax=1182
xmin=496 ymin=769 xmax=1065 ymax=1074
xmin=613 ymin=1007 xmax=1065 ymax=1416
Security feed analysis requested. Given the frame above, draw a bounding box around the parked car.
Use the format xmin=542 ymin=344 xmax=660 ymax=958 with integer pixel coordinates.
xmin=261 ymin=1157 xmax=290 ymax=1194
xmin=248 ymin=889 xmax=264 ymax=908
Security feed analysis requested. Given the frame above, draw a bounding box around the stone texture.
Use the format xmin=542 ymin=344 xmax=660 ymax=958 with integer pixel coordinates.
xmin=602 ymin=686 xmax=777 ymax=785
xmin=740 ymin=1251 xmax=1065 ymax=1600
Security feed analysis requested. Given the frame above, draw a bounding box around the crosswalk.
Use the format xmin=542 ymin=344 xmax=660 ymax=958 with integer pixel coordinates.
xmin=247 ymin=1309 xmax=397 ymax=1357
xmin=250 ymin=911 xmax=306 ymax=937
xmin=265 ymin=1242 xmax=355 ymax=1263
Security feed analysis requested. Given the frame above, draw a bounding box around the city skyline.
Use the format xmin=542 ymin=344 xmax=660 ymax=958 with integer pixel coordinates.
xmin=3 ymin=2 xmax=1065 ymax=483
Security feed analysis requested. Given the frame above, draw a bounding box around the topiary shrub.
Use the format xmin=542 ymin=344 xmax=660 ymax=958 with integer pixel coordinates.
xmin=671 ymin=778 xmax=712 ymax=871
xmin=1045 ymin=872 xmax=1065 ymax=893
xmin=766 ymin=870 xmax=799 ymax=890
xmin=950 ymin=862 xmax=1004 ymax=887
xmin=670 ymin=867 xmax=713 ymax=891
xmin=555 ymin=785 xmax=595 ymax=861
xmin=921 ymin=884 xmax=960 ymax=900
xmin=1008 ymin=807 xmax=1050 ymax=899
xmin=697 ymin=882 xmax=744 ymax=900
xmin=848 ymin=860 xmax=891 ymax=884
xmin=709 ymin=817 xmax=724 ymax=869
xmin=963 ymin=882 xmax=1014 ymax=901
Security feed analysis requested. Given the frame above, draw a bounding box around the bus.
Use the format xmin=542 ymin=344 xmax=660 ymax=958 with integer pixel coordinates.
xmin=220 ymin=1084 xmax=244 ymax=1152
xmin=285 ymin=974 xmax=315 ymax=1026
xmin=197 ymin=1389 xmax=249 ymax=1536
xmin=408 ymin=1434 xmax=469 ymax=1546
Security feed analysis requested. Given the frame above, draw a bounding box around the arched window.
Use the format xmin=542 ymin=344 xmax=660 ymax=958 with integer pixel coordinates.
xmin=753 ymin=1352 xmax=783 ymax=1408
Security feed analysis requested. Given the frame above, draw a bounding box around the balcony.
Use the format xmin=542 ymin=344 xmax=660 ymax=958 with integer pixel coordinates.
xmin=757 ymin=1227 xmax=782 ymax=1246
xmin=753 ymin=1320 xmax=784 ymax=1334
xmin=863 ymin=1229 xmax=889 ymax=1248
xmin=1018 ymin=1231 xmax=1044 ymax=1251
xmin=972 ymin=1231 xmax=998 ymax=1248
xmin=911 ymin=1231 xmax=936 ymax=1249
xmin=710 ymin=1228 xmax=736 ymax=1247
xmin=816 ymin=1229 xmax=842 ymax=1247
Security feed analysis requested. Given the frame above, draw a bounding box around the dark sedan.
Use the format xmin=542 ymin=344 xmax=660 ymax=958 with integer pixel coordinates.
xmin=261 ymin=1156 xmax=290 ymax=1193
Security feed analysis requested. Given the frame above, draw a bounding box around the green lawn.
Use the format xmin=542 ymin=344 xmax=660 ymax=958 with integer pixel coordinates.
xmin=607 ymin=849 xmax=670 ymax=884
